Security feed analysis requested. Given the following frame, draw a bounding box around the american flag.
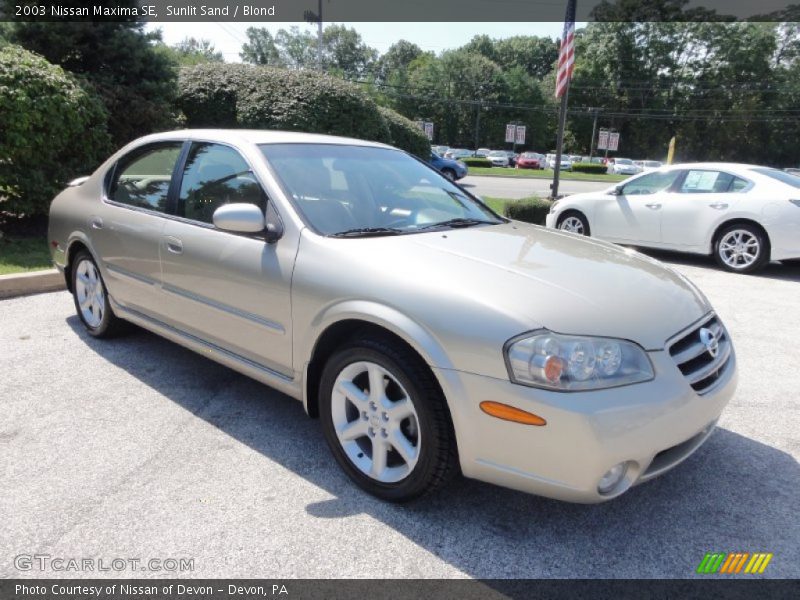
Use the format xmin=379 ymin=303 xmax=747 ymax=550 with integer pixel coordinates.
xmin=555 ymin=0 xmax=577 ymax=98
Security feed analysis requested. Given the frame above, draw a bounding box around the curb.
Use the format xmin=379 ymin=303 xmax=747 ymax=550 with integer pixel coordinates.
xmin=0 ymin=268 xmax=66 ymax=300
xmin=465 ymin=173 xmax=618 ymax=184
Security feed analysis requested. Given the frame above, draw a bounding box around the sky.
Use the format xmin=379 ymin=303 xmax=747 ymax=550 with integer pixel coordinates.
xmin=148 ymin=22 xmax=570 ymax=61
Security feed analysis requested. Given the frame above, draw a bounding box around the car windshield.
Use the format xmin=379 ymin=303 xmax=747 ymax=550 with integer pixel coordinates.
xmin=260 ymin=144 xmax=503 ymax=236
xmin=751 ymin=167 xmax=800 ymax=189
xmin=489 ymin=151 xmax=505 ymax=157
xmin=521 ymin=153 xmax=537 ymax=158
xmin=616 ymin=158 xmax=633 ymax=165
xmin=644 ymin=161 xmax=662 ymax=167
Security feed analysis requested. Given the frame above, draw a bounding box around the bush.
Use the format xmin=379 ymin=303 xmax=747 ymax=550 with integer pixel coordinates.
xmin=0 ymin=46 xmax=111 ymax=217
xmin=571 ymin=162 xmax=608 ymax=174
xmin=376 ymin=106 xmax=429 ymax=157
xmin=503 ymin=197 xmax=552 ymax=225
xmin=462 ymin=157 xmax=492 ymax=167
xmin=178 ymin=63 xmax=393 ymax=149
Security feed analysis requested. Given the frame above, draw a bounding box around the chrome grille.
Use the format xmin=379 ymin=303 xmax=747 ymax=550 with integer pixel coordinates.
xmin=668 ymin=315 xmax=732 ymax=395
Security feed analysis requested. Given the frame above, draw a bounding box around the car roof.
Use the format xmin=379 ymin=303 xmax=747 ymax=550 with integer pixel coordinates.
xmin=131 ymin=129 xmax=394 ymax=150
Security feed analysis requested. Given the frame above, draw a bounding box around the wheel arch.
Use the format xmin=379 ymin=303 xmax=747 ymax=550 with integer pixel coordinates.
xmin=300 ymin=303 xmax=454 ymax=419
xmin=63 ymin=233 xmax=97 ymax=293
xmin=710 ymin=218 xmax=771 ymax=258
xmin=556 ymin=207 xmax=592 ymax=235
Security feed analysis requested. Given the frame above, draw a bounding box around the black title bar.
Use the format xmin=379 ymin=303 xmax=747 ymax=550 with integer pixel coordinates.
xmin=2 ymin=0 xmax=799 ymax=23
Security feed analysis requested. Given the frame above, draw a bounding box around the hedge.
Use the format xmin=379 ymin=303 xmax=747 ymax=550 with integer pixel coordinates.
xmin=503 ymin=197 xmax=552 ymax=225
xmin=0 ymin=45 xmax=111 ymax=217
xmin=571 ymin=162 xmax=608 ymax=174
xmin=178 ymin=64 xmax=427 ymax=157
xmin=376 ymin=106 xmax=430 ymax=158
xmin=462 ymin=157 xmax=492 ymax=167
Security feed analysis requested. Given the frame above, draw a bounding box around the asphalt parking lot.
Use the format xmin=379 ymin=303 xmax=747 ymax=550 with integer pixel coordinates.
xmin=1 ymin=252 xmax=799 ymax=579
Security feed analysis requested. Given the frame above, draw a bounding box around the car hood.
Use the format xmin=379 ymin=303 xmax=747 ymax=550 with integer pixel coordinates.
xmin=397 ymin=222 xmax=709 ymax=350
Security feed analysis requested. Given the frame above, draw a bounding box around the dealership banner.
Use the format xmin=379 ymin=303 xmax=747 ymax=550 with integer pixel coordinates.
xmin=1 ymin=579 xmax=799 ymax=600
xmin=1 ymin=0 xmax=797 ymax=22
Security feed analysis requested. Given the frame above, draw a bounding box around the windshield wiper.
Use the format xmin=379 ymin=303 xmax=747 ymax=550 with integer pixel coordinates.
xmin=329 ymin=227 xmax=403 ymax=238
xmin=418 ymin=218 xmax=498 ymax=231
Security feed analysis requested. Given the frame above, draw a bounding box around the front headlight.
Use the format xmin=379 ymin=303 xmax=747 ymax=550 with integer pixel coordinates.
xmin=549 ymin=200 xmax=561 ymax=213
xmin=457 ymin=161 xmax=467 ymax=168
xmin=504 ymin=330 xmax=654 ymax=391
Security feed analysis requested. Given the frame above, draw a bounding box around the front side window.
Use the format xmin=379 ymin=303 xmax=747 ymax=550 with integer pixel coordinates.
xmin=622 ymin=170 xmax=680 ymax=195
xmin=260 ymin=144 xmax=502 ymax=236
xmin=178 ymin=143 xmax=264 ymax=224
xmin=109 ymin=143 xmax=182 ymax=212
xmin=679 ymin=170 xmax=747 ymax=194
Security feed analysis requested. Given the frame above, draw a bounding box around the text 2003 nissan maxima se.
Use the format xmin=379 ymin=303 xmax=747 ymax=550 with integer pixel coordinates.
xmin=49 ymin=130 xmax=737 ymax=503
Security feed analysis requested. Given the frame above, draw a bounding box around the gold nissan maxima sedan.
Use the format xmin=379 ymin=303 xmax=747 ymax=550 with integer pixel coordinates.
xmin=48 ymin=130 xmax=737 ymax=502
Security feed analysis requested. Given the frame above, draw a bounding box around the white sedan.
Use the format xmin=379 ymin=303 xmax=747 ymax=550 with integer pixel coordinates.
xmin=545 ymin=163 xmax=800 ymax=273
xmin=487 ymin=151 xmax=510 ymax=167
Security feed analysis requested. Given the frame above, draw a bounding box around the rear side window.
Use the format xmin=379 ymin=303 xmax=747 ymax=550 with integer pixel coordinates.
xmin=679 ymin=170 xmax=749 ymax=193
xmin=178 ymin=142 xmax=264 ymax=224
xmin=109 ymin=143 xmax=182 ymax=212
xmin=751 ymin=167 xmax=800 ymax=189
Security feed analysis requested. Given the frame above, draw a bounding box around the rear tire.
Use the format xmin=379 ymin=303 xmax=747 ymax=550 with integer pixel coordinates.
xmin=319 ymin=335 xmax=458 ymax=502
xmin=71 ymin=250 xmax=128 ymax=338
xmin=713 ymin=223 xmax=769 ymax=274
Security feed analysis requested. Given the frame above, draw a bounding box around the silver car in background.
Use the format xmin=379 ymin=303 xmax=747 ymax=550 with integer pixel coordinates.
xmin=49 ymin=130 xmax=737 ymax=503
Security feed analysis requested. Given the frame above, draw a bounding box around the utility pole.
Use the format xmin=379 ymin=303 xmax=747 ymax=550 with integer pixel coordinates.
xmin=589 ymin=108 xmax=599 ymax=159
xmin=474 ymin=102 xmax=481 ymax=151
xmin=316 ymin=0 xmax=323 ymax=71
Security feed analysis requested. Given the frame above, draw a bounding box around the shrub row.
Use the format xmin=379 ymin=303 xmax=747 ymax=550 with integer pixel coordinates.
xmin=503 ymin=197 xmax=552 ymax=225
xmin=0 ymin=46 xmax=111 ymax=218
xmin=178 ymin=63 xmax=428 ymax=158
xmin=571 ymin=162 xmax=608 ymax=174
xmin=461 ymin=157 xmax=493 ymax=167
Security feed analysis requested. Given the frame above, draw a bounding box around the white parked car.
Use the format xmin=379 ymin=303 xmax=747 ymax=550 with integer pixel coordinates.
xmin=545 ymin=163 xmax=800 ymax=273
xmin=548 ymin=155 xmax=572 ymax=171
xmin=487 ymin=150 xmax=510 ymax=167
xmin=611 ymin=158 xmax=641 ymax=175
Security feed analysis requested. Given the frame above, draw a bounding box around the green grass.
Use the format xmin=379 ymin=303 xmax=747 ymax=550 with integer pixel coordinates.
xmin=468 ymin=166 xmax=627 ymax=183
xmin=0 ymin=235 xmax=52 ymax=275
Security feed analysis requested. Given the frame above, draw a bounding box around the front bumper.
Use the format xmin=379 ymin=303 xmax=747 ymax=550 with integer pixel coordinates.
xmin=433 ymin=347 xmax=737 ymax=503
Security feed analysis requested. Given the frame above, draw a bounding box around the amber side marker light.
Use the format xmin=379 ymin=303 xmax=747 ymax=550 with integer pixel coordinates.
xmin=480 ymin=401 xmax=547 ymax=426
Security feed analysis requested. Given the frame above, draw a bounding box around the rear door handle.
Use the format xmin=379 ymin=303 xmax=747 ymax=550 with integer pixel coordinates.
xmin=164 ymin=236 xmax=183 ymax=255
xmin=709 ymin=202 xmax=729 ymax=210
xmin=645 ymin=203 xmax=661 ymax=209
xmin=90 ymin=217 xmax=103 ymax=229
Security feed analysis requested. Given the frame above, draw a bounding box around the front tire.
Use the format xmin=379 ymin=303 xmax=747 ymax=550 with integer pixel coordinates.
xmin=319 ymin=336 xmax=457 ymax=502
xmin=713 ymin=224 xmax=769 ymax=274
xmin=71 ymin=250 xmax=128 ymax=338
xmin=557 ymin=211 xmax=590 ymax=236
xmin=441 ymin=168 xmax=456 ymax=182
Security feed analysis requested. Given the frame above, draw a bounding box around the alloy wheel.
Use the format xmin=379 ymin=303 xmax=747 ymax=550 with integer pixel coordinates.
xmin=75 ymin=259 xmax=105 ymax=328
xmin=718 ymin=229 xmax=760 ymax=269
xmin=559 ymin=216 xmax=586 ymax=235
xmin=330 ymin=361 xmax=420 ymax=483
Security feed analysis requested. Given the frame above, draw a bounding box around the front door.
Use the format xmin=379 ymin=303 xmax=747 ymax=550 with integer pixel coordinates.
xmin=593 ymin=170 xmax=682 ymax=244
xmin=159 ymin=141 xmax=296 ymax=377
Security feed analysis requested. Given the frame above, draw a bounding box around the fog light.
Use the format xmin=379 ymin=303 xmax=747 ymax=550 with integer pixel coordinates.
xmin=598 ymin=462 xmax=628 ymax=495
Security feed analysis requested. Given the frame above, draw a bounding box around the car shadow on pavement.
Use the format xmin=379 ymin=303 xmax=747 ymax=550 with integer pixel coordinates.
xmin=67 ymin=317 xmax=800 ymax=578
xmin=635 ymin=248 xmax=800 ymax=283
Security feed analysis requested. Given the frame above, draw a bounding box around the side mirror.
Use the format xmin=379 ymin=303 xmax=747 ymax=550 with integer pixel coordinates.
xmin=264 ymin=202 xmax=284 ymax=244
xmin=213 ymin=203 xmax=265 ymax=234
xmin=610 ymin=185 xmax=624 ymax=196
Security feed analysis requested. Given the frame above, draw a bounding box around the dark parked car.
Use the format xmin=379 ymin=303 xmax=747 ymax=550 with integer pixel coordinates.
xmin=429 ymin=152 xmax=468 ymax=181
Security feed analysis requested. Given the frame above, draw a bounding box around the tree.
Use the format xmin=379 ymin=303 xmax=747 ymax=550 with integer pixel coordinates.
xmin=8 ymin=1 xmax=177 ymax=146
xmin=240 ymin=27 xmax=284 ymax=67
xmin=275 ymin=26 xmax=318 ymax=70
xmin=375 ymin=40 xmax=425 ymax=82
xmin=321 ymin=24 xmax=377 ymax=78
xmin=173 ymin=37 xmax=223 ymax=64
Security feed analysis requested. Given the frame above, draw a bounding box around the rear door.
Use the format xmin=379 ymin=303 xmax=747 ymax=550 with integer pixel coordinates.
xmin=660 ymin=169 xmax=749 ymax=250
xmin=91 ymin=141 xmax=184 ymax=318
xmin=158 ymin=141 xmax=296 ymax=377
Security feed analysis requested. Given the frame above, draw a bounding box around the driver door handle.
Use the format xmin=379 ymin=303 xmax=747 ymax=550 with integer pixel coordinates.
xmin=645 ymin=203 xmax=661 ymax=209
xmin=164 ymin=236 xmax=183 ymax=255
xmin=709 ymin=202 xmax=729 ymax=210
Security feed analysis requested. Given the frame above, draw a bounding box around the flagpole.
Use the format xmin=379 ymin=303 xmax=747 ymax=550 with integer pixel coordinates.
xmin=551 ymin=85 xmax=569 ymax=199
xmin=551 ymin=0 xmax=576 ymax=200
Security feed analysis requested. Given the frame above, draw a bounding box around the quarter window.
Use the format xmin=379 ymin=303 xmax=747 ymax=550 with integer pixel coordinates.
xmin=109 ymin=143 xmax=182 ymax=212
xmin=178 ymin=143 xmax=264 ymax=224
xmin=621 ymin=171 xmax=680 ymax=195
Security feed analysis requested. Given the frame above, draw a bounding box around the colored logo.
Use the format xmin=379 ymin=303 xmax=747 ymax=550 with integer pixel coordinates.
xmin=696 ymin=552 xmax=773 ymax=574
